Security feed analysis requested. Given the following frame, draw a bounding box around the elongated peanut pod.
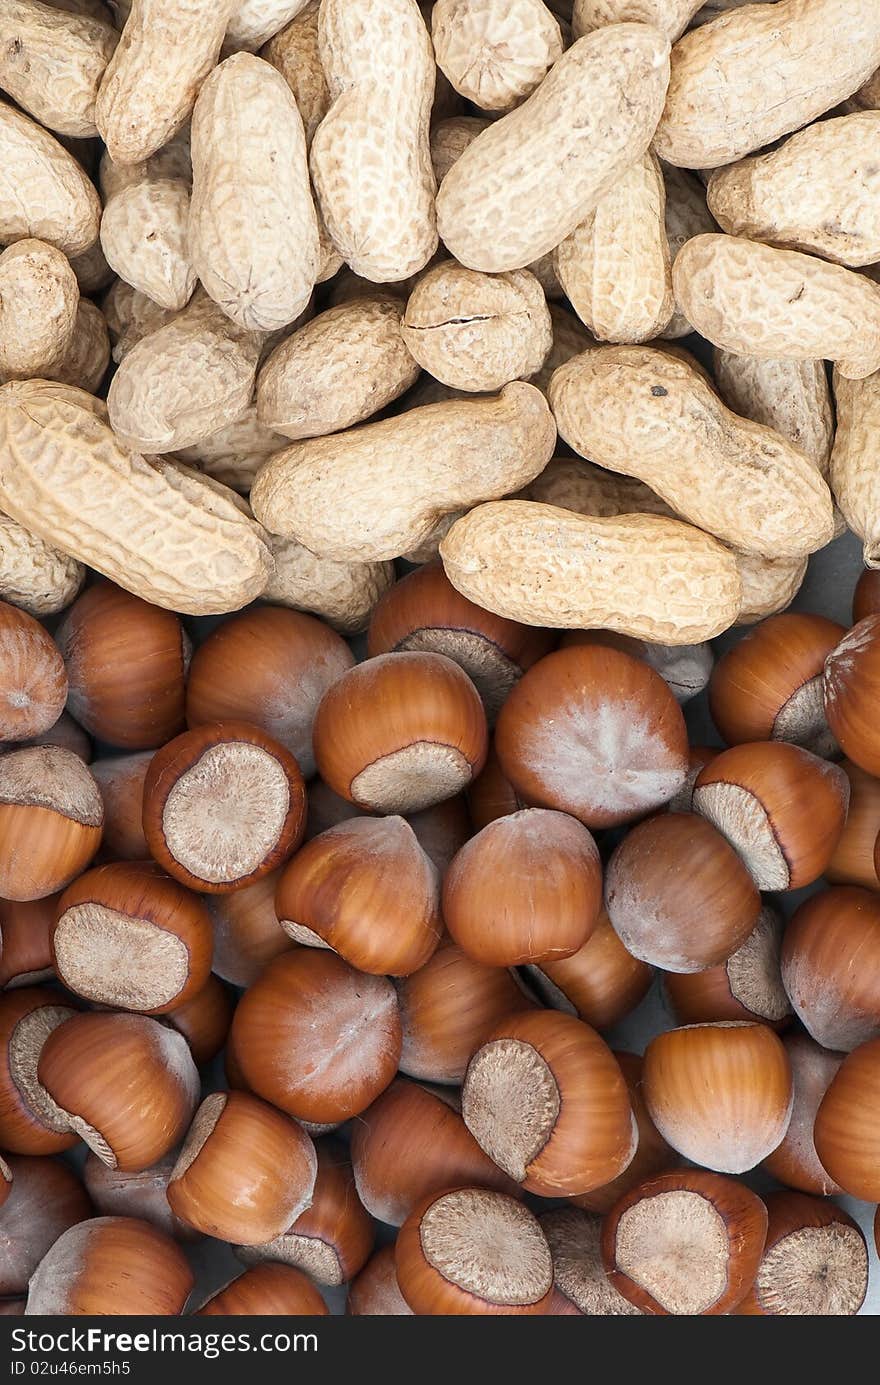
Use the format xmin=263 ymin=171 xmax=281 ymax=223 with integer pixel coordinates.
xmin=0 ymin=103 xmax=101 ymax=256
xmin=0 ymin=381 xmax=273 ymax=615
xmin=830 ymin=369 xmax=880 ymax=568
xmin=0 ymin=241 xmax=79 ymax=382
xmin=549 ymin=344 xmax=834 ymax=559
xmin=251 ymin=381 xmax=557 ymax=561
xmin=440 ymin=500 xmax=741 ymax=643
xmin=311 ymin=0 xmax=437 ymax=283
xmin=712 ymin=352 xmax=834 ymax=479
xmin=0 ymin=0 xmax=118 ymax=139
xmin=0 ymin=514 xmax=85 ymax=618
xmin=673 ymin=234 xmax=880 ymax=381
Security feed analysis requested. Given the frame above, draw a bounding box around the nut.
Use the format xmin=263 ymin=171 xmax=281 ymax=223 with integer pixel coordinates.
xmin=197 ymin=1263 xmax=328 ymax=1316
xmin=524 ymin=911 xmax=654 ymax=1032
xmin=762 ymin=1034 xmax=844 ymax=1197
xmin=0 ymin=240 xmax=79 ymax=382
xmin=781 ymin=885 xmax=880 ymax=1052
xmin=432 ymin=0 xmax=563 ymax=112
xmin=0 ymin=1155 xmax=91 ymax=1296
xmin=664 ymin=903 xmax=791 ymax=1029
xmin=0 ymin=101 xmax=102 ymax=256
xmin=712 ymin=351 xmax=834 ymax=479
xmin=0 ymin=746 xmax=103 ymax=902
xmin=0 ymin=1 xmax=117 ymax=139
xmin=736 ymin=1191 xmax=868 ymax=1317
xmin=814 ymin=1037 xmax=880 ymax=1201
xmin=0 ymin=601 xmax=67 ymax=743
xmin=348 ymin=1246 xmax=413 ymax=1317
xmin=25 ymin=1216 xmax=193 ymax=1315
xmin=0 ymin=988 xmax=78 ymax=1155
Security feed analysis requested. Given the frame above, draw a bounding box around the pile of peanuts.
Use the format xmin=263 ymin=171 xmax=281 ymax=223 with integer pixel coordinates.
xmin=0 ymin=0 xmax=880 ymax=1319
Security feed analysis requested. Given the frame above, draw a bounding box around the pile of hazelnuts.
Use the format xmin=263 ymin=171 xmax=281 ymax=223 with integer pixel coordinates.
xmin=1 ymin=559 xmax=880 ymax=1317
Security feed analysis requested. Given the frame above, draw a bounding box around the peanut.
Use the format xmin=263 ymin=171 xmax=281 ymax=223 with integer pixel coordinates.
xmin=830 ymin=369 xmax=880 ymax=568
xmin=311 ymin=0 xmax=437 ymax=284
xmin=436 ymin=24 xmax=671 ymax=272
xmin=100 ymin=178 xmax=196 ymax=311
xmin=430 ymin=115 xmax=491 ymax=183
xmin=553 ymin=151 xmax=673 ymax=342
xmin=0 ymin=0 xmax=117 ymax=138
xmin=0 ymin=380 xmax=273 ymax=614
xmin=250 ymin=381 xmax=557 ymax=561
xmin=102 ymin=281 xmax=176 ymax=362
xmin=225 ymin=0 xmax=310 ymax=53
xmin=0 ymin=101 xmax=102 ymax=256
xmin=98 ymin=129 xmax=192 ymax=199
xmin=189 ymin=53 xmax=319 ymax=332
xmin=673 ymin=234 xmax=880 ymax=381
xmin=572 ymin=0 xmax=703 ymax=43
xmin=263 ymin=536 xmax=396 ymax=634
xmin=0 ymin=240 xmax=79 ymax=382
xmin=431 ymin=0 xmax=563 ymax=112
xmin=528 ymin=302 xmax=594 ymax=395
xmin=106 ymin=289 xmax=263 ymax=452
xmin=0 ymin=514 xmax=86 ymax=618
xmin=660 ymin=162 xmax=716 ymax=339
xmin=548 ymin=343 xmax=834 ymax=558
xmin=654 ymin=0 xmax=880 ymax=168
xmin=176 ymin=405 xmax=287 ymax=492
xmin=95 ymin=0 xmax=234 ymax=165
xmin=401 ymin=510 xmax=466 ymax=564
xmin=401 ymin=263 xmax=552 ymax=392
xmin=711 ymin=352 xmax=834 ymax=479
xmin=257 ymin=296 xmax=419 ymax=440
xmin=440 ymin=499 xmax=742 ymax=642
xmin=50 ymin=298 xmax=111 ymax=393
xmin=733 ymin=550 xmax=808 ymax=626
xmin=68 ymin=240 xmax=114 ymax=295
xmin=707 ymin=113 xmax=880 ymax=268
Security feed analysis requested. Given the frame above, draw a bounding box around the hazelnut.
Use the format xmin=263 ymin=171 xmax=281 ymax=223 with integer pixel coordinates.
xmin=466 ymin=741 xmax=525 ymax=829
xmin=0 ymin=601 xmax=67 ymax=743
xmin=560 ymin=628 xmax=713 ymax=705
xmin=0 ymin=1155 xmax=91 ymax=1295
xmin=539 ymin=1207 xmax=641 ymax=1316
xmin=827 ymin=759 xmax=880 ymax=890
xmin=571 ymin=1052 xmax=676 ymax=1216
xmin=207 ymin=870 xmax=292 ymax=989
xmin=814 ymin=1036 xmax=880 ymax=1201
xmin=83 ymin=1151 xmax=198 ymax=1242
xmin=348 ymin=1245 xmax=413 ymax=1316
xmin=0 ymin=747 xmax=103 ymax=900
xmin=762 ymin=1034 xmax=844 ymax=1197
xmin=197 ymin=1263 xmax=329 ymax=1316
xmin=0 ymin=987 xmax=78 ymax=1154
xmin=781 ymin=885 xmax=880 ymax=1051
xmin=736 ymin=1191 xmax=868 ymax=1316
xmin=524 ymin=910 xmax=653 ymax=1031
xmin=162 ymin=974 xmax=234 ymax=1067
xmin=0 ymin=897 xmax=57 ymax=989
xmin=823 ymin=615 xmax=880 ymax=775
xmin=25 ymin=1216 xmax=193 ymax=1315
xmin=665 ymin=902 xmax=791 ymax=1028
xmin=89 ymin=752 xmax=152 ymax=861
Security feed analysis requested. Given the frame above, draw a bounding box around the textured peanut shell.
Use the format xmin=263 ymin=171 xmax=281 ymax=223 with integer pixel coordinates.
xmin=263 ymin=536 xmax=395 ymax=634
xmin=706 ymin=113 xmax=880 ymax=268
xmin=401 ymin=510 xmax=465 ymax=564
xmin=712 ymin=352 xmax=834 ymax=479
xmin=660 ymin=162 xmax=715 ymax=339
xmin=0 ymin=381 xmax=273 ymax=614
xmin=431 ymin=0 xmax=563 ymax=112
xmin=95 ymin=0 xmax=234 ymax=164
xmin=733 ymin=550 xmax=807 ymax=626
xmin=549 ymin=344 xmax=834 ymax=559
xmin=830 ymin=369 xmax=880 ymax=568
xmin=528 ymin=303 xmax=594 ymax=395
xmin=189 ymin=53 xmax=319 ymax=332
xmin=0 ymin=513 xmax=85 ymax=617
xmin=440 ymin=499 xmax=741 ymax=641
xmin=250 ymin=381 xmax=557 ymax=560
xmin=0 ymin=0 xmax=118 ymax=138
xmin=437 ymin=25 xmax=671 ymax=272
xmin=102 ymin=282 xmax=176 ymax=362
xmin=0 ymin=102 xmax=101 ymax=256
xmin=654 ymin=0 xmax=880 ymax=168
xmin=692 ymin=0 xmax=773 ymax=20
xmin=68 ymin=240 xmax=114 ymax=295
xmin=100 ymin=179 xmax=197 ymax=311
xmin=572 ymin=0 xmax=703 ymax=41
xmin=107 ymin=291 xmax=263 ymax=453
xmin=554 ymin=151 xmax=673 ymax=343
xmin=50 ymin=298 xmax=111 ymax=394
xmin=225 ymin=0 xmax=310 ymax=52
xmin=0 ymin=240 xmax=79 ymax=382
xmin=176 ymin=404 xmax=287 ymax=492
xmin=430 ymin=115 xmax=491 ymax=183
xmin=99 ymin=134 xmax=192 ymax=201
xmin=257 ymin=296 xmax=419 ymax=439
xmin=402 ymin=263 xmax=552 ymax=392
xmin=673 ymin=234 xmax=880 ymax=381
xmin=311 ymin=0 xmax=437 ymax=284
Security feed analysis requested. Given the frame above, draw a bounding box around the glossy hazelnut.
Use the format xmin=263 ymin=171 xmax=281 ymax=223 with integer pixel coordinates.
xmin=367 ymin=562 xmax=554 ymax=720
xmin=762 ymin=1034 xmax=844 ymax=1196
xmin=0 ymin=987 xmax=78 ymax=1154
xmin=396 ymin=938 xmax=533 ymax=1085
xmin=231 ymin=950 xmax=401 ymax=1123
xmin=186 ymin=605 xmax=354 ymax=778
xmin=642 ymin=1021 xmax=793 ymax=1174
xmin=814 ymin=1036 xmax=880 ymax=1201
xmin=605 ymin=813 xmax=760 ymax=973
xmin=826 ymin=759 xmax=880 ymax=889
xmin=823 ymin=616 xmax=880 ymax=775
xmin=853 ymin=568 xmax=880 ymax=623
xmin=163 ymin=974 xmax=234 ymax=1066
xmin=693 ymin=742 xmax=849 ymax=890
xmin=56 ymin=581 xmax=189 ymax=750
xmin=781 ymin=886 xmax=880 ymax=1051
xmin=736 ymin=1191 xmax=868 ymax=1316
xmin=89 ymin=752 xmax=152 ymax=861
xmin=461 ymin=1010 xmax=636 ymax=1197
xmin=143 ymin=721 xmax=306 ymax=893
xmin=524 ymin=910 xmax=653 ymax=1031
xmin=709 ymin=612 xmax=844 ymax=756
xmin=25 ymin=1216 xmax=193 ymax=1315
xmin=237 ymin=1137 xmax=374 ymax=1286
xmin=275 ymin=816 xmax=441 ymax=976
xmin=602 ymin=1170 xmax=768 ymax=1316
xmin=494 ymin=645 xmax=689 ymax=829
xmin=197 ymin=1264 xmax=328 ymax=1316
xmin=52 ymin=861 xmax=213 ymax=1014
xmin=0 ymin=1155 xmax=91 ymax=1295
xmin=560 ymin=629 xmax=713 ymax=705
xmin=466 ymin=742 xmax=525 ymax=829
xmin=571 ymin=1052 xmax=676 ymax=1215
xmin=0 ymin=747 xmax=103 ymax=901
xmin=83 ymin=1151 xmax=198 ymax=1242
xmin=348 ymin=1245 xmax=413 ymax=1316
xmin=665 ymin=902 xmax=791 ymax=1028
xmin=443 ymin=808 xmax=601 ymax=966
xmin=167 ymin=1090 xmax=317 ymax=1245
xmin=312 ymin=652 xmax=488 ymax=814
xmin=38 ymin=1011 xmax=199 ymax=1171
xmin=0 ymin=897 xmax=57 ymax=989
xmin=0 ymin=601 xmax=67 ymax=743
xmin=396 ymin=1188 xmax=553 ymax=1316
xmin=207 ymin=870 xmax=292 ymax=989
xmin=350 ymin=1079 xmax=516 ymax=1227
xmin=539 ymin=1207 xmax=641 ymax=1316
